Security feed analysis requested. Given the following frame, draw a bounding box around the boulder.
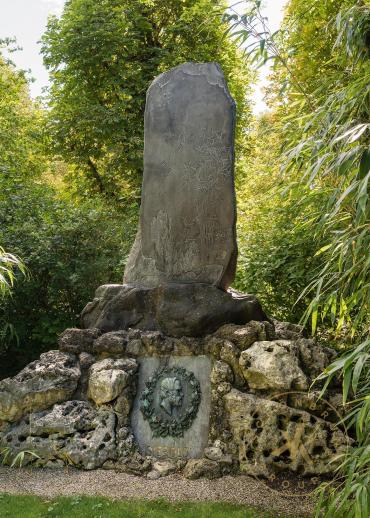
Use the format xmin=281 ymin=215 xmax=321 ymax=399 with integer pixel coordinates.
xmin=273 ymin=321 xmax=305 ymax=340
xmin=204 ymin=446 xmax=232 ymax=465
xmin=58 ymin=328 xmax=101 ymax=354
xmin=153 ymin=460 xmax=176 ymax=477
xmin=87 ymin=358 xmax=137 ymax=406
xmin=1 ymin=401 xmax=116 ymax=470
xmin=81 ymin=283 xmax=268 ymax=338
xmin=215 ymin=321 xmax=275 ymax=348
xmin=224 ymin=389 xmax=349 ymax=476
xmin=183 ymin=458 xmax=221 ymax=479
xmin=0 ymin=351 xmax=80 ymax=423
xmin=239 ymin=340 xmax=308 ymax=391
xmin=93 ymin=331 xmax=128 ymax=356
xmin=296 ymin=338 xmax=334 ymax=380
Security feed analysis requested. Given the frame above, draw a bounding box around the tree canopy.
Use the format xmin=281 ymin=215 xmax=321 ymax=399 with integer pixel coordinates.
xmin=41 ymin=0 xmax=252 ymax=198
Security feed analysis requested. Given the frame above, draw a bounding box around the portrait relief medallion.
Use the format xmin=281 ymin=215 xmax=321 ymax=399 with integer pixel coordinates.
xmin=139 ymin=366 xmax=201 ymax=437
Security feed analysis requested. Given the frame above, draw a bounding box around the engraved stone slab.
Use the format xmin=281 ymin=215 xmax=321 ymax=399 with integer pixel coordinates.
xmin=124 ymin=62 xmax=237 ymax=290
xmin=131 ymin=356 xmax=211 ymax=459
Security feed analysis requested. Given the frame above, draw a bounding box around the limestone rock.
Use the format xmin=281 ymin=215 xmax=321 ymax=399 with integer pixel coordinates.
xmin=114 ymin=386 xmax=136 ymax=426
xmin=73 ymin=352 xmax=95 ymax=401
xmin=58 ymin=328 xmax=101 ymax=354
xmin=1 ymin=401 xmax=116 ymax=470
xmin=296 ymin=338 xmax=334 ymax=380
xmin=183 ymin=458 xmax=221 ymax=479
xmin=274 ymin=321 xmax=305 ymax=340
xmin=204 ymin=446 xmax=223 ymax=461
xmin=124 ymin=62 xmax=237 ymax=290
xmin=29 ymin=400 xmax=98 ymax=436
xmin=224 ymin=389 xmax=348 ymax=476
xmin=81 ymin=283 xmax=267 ymax=338
xmin=0 ymin=351 xmax=80 ymax=423
xmin=219 ymin=340 xmax=245 ymax=388
xmin=153 ymin=460 xmax=176 ymax=477
xmin=93 ymin=331 xmax=128 ymax=356
xmin=239 ymin=340 xmax=308 ymax=391
xmin=115 ymin=427 xmax=151 ymax=475
xmin=88 ymin=358 xmax=137 ymax=405
xmin=210 ymin=361 xmax=233 ymax=385
xmin=215 ymin=321 xmax=275 ymax=349
xmin=288 ymin=390 xmax=345 ymax=420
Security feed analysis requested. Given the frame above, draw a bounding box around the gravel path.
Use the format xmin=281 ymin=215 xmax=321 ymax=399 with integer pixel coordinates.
xmin=0 ymin=466 xmax=313 ymax=517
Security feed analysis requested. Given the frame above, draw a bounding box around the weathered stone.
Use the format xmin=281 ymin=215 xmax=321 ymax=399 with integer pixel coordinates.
xmin=124 ymin=62 xmax=237 ymax=290
xmin=114 ymin=386 xmax=136 ymax=426
xmin=58 ymin=328 xmax=101 ymax=354
xmin=215 ymin=321 xmax=275 ymax=349
xmin=93 ymin=331 xmax=128 ymax=356
xmin=210 ymin=361 xmax=233 ymax=385
xmin=73 ymin=352 xmax=95 ymax=401
xmin=239 ymin=340 xmax=308 ymax=391
xmin=1 ymin=401 xmax=116 ymax=470
xmin=274 ymin=321 xmax=305 ymax=340
xmin=219 ymin=340 xmax=245 ymax=388
xmin=224 ymin=389 xmax=349 ymax=476
xmin=0 ymin=351 xmax=80 ymax=423
xmin=88 ymin=358 xmax=137 ymax=406
xmin=183 ymin=458 xmax=221 ymax=479
xmin=115 ymin=427 xmax=152 ymax=475
xmin=153 ymin=460 xmax=176 ymax=477
xmin=204 ymin=446 xmax=223 ymax=462
xmin=296 ymin=338 xmax=334 ymax=380
xmin=81 ymin=283 xmax=267 ymax=338
xmin=126 ymin=339 xmax=143 ymax=356
xmin=288 ymin=390 xmax=345 ymax=420
xmin=29 ymin=400 xmax=98 ymax=436
xmin=172 ymin=337 xmax=200 ymax=356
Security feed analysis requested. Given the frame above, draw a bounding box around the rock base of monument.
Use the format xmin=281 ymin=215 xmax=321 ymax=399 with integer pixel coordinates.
xmin=80 ymin=283 xmax=268 ymax=337
xmin=0 ymin=309 xmax=349 ymax=480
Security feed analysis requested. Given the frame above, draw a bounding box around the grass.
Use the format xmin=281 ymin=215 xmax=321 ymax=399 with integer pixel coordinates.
xmin=0 ymin=494 xmax=285 ymax=518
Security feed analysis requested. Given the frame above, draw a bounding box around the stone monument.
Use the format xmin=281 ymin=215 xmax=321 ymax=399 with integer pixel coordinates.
xmin=80 ymin=63 xmax=267 ymax=337
xmin=124 ymin=62 xmax=237 ymax=289
xmin=0 ymin=63 xmax=348 ymax=481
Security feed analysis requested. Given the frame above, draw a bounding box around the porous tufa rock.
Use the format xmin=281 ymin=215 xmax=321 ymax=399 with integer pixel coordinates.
xmin=273 ymin=321 xmax=305 ymax=340
xmin=239 ymin=340 xmax=308 ymax=391
xmin=219 ymin=340 xmax=245 ymax=388
xmin=93 ymin=331 xmax=128 ymax=356
xmin=183 ymin=458 xmax=221 ymax=479
xmin=215 ymin=321 xmax=275 ymax=348
xmin=295 ymin=338 xmax=335 ymax=381
xmin=87 ymin=358 xmax=137 ymax=406
xmin=210 ymin=361 xmax=233 ymax=385
xmin=58 ymin=328 xmax=101 ymax=354
xmin=224 ymin=389 xmax=349 ymax=476
xmin=1 ymin=401 xmax=117 ymax=470
xmin=152 ymin=460 xmax=177 ymax=477
xmin=0 ymin=351 xmax=80 ymax=423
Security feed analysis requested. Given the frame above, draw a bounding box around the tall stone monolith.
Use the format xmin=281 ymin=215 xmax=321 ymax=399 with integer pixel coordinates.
xmin=124 ymin=62 xmax=237 ymax=290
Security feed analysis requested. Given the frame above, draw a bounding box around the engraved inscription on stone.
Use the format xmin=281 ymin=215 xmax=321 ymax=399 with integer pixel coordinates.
xmin=124 ymin=62 xmax=237 ymax=290
xmin=140 ymin=366 xmax=201 ymax=438
xmin=131 ymin=356 xmax=211 ymax=459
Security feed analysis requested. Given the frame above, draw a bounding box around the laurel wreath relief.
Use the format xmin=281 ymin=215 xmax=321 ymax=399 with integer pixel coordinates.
xmin=140 ymin=366 xmax=201 ymax=438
